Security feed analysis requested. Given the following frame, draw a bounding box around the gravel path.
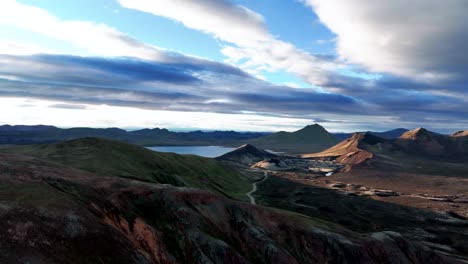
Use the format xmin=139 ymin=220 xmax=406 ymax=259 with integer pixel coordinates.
xmin=247 ymin=171 xmax=269 ymax=205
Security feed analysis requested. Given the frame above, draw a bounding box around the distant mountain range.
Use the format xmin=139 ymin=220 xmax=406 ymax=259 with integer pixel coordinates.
xmin=333 ymin=128 xmax=410 ymax=140
xmin=0 ymin=124 xmax=344 ymax=154
xmin=0 ymin=125 xmax=464 ymax=156
xmin=0 ymin=125 xmax=267 ymax=146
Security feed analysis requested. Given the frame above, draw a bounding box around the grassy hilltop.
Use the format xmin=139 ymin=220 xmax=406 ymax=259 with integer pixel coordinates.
xmin=2 ymin=137 xmax=252 ymax=201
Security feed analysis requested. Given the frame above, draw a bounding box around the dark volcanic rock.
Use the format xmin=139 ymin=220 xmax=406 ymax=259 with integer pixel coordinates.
xmin=373 ymin=189 xmax=400 ymax=197
xmin=216 ymin=143 xmax=277 ymax=165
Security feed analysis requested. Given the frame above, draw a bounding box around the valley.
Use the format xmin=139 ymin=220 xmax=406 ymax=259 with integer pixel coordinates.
xmin=1 ymin=124 xmax=467 ymax=263
xmin=215 ymin=126 xmax=468 ymax=260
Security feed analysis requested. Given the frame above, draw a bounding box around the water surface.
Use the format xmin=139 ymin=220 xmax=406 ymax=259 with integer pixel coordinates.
xmin=147 ymin=145 xmax=235 ymax=158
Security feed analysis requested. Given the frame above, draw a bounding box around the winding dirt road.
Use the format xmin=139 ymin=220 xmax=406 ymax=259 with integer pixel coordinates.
xmin=247 ymin=171 xmax=269 ymax=205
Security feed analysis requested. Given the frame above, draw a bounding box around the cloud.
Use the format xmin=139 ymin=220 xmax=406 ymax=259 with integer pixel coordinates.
xmin=48 ymin=103 xmax=88 ymax=110
xmin=2 ymin=52 xmax=468 ymax=131
xmin=0 ymin=98 xmax=321 ymax=132
xmin=0 ymin=40 xmax=57 ymax=55
xmin=305 ymin=0 xmax=468 ymax=83
xmin=118 ymin=0 xmax=269 ymax=46
xmin=0 ymin=0 xmax=169 ymax=61
xmin=117 ymin=0 xmax=337 ymax=86
xmin=319 ymin=72 xmax=468 ymax=121
xmin=0 ymin=54 xmax=359 ymax=117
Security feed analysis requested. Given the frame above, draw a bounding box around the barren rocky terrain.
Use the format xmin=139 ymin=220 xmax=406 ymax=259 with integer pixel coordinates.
xmin=2 ymin=153 xmax=462 ymax=263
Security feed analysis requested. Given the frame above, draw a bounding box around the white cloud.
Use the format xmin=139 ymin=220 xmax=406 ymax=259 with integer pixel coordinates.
xmin=0 ymin=0 xmax=168 ymax=61
xmin=0 ymin=0 xmax=338 ymax=87
xmin=118 ymin=0 xmax=337 ymax=86
xmin=0 ymin=97 xmax=315 ymax=132
xmin=0 ymin=40 xmax=56 ymax=55
xmin=305 ymin=0 xmax=468 ymax=82
xmin=118 ymin=0 xmax=269 ymax=46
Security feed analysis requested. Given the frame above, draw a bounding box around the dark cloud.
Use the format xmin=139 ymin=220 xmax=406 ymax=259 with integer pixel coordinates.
xmin=312 ymin=118 xmax=342 ymax=123
xmin=1 ymin=53 xmax=468 ymax=132
xmin=0 ymin=54 xmax=361 ymax=117
xmin=0 ymin=54 xmax=200 ymax=86
xmin=48 ymin=103 xmax=88 ymax=110
xmin=17 ymin=104 xmax=35 ymax=108
xmin=0 ymin=78 xmax=207 ymax=110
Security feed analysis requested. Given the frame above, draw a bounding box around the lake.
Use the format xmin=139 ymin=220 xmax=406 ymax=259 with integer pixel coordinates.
xmin=146 ymin=146 xmax=235 ymax=158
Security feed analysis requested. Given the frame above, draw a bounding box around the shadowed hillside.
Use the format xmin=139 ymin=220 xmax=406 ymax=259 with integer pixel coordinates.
xmin=334 ymin=128 xmax=409 ymax=140
xmin=249 ymin=124 xmax=339 ymax=153
xmin=1 ymin=138 xmax=252 ymax=200
xmin=394 ymin=128 xmax=468 ymax=158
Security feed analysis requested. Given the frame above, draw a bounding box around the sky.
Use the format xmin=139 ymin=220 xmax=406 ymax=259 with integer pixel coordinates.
xmin=0 ymin=0 xmax=467 ymax=133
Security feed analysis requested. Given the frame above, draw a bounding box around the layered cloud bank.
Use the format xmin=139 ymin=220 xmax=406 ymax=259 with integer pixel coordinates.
xmin=0 ymin=54 xmax=356 ymax=116
xmin=0 ymin=0 xmax=467 ymax=131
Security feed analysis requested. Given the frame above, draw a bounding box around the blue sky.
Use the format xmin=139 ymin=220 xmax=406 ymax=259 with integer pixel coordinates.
xmin=0 ymin=0 xmax=467 ymax=132
xmin=13 ymin=0 xmax=336 ymax=87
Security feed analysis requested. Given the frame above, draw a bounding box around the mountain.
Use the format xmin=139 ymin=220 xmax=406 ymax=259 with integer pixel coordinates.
xmin=249 ymin=124 xmax=339 ymax=153
xmin=0 ymin=125 xmax=266 ymax=146
xmin=1 ymin=137 xmax=252 ymax=200
xmin=453 ymin=130 xmax=468 ymax=137
xmin=216 ymin=143 xmax=277 ymax=166
xmin=399 ymin=127 xmax=435 ymax=140
xmin=372 ymin=128 xmax=410 ymax=139
xmin=0 ymin=124 xmax=58 ymax=131
xmin=334 ymin=128 xmax=409 ymax=140
xmin=0 ymin=152 xmax=461 ymax=263
xmin=302 ymin=132 xmax=386 ymax=170
xmin=394 ymin=127 xmax=468 ymax=158
xmin=304 ymin=127 xmax=468 ymax=173
xmin=0 ymin=125 xmax=130 ymax=144
xmin=128 ymin=127 xmax=173 ymax=137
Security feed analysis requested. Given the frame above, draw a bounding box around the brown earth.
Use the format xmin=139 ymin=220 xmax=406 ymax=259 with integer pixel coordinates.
xmin=453 ymin=131 xmax=468 ymax=137
xmin=279 ymin=168 xmax=468 ymax=219
xmin=301 ymin=133 xmax=383 ymax=171
xmin=254 ymin=172 xmax=468 ymax=261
